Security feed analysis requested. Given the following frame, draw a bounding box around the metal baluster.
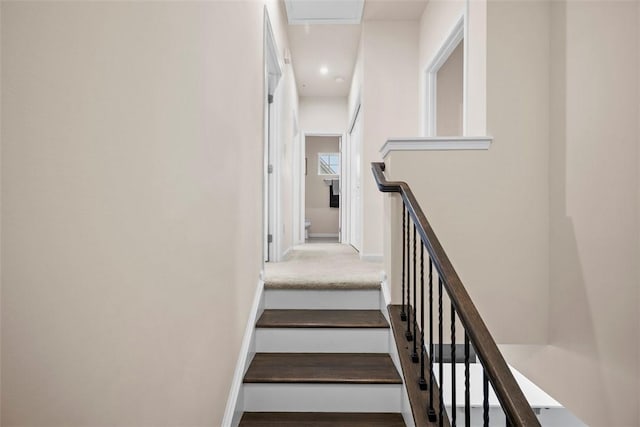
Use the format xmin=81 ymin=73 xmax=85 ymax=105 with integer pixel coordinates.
xmin=438 ymin=277 xmax=444 ymax=427
xmin=411 ymin=223 xmax=418 ymax=362
xmin=483 ymin=370 xmax=490 ymax=427
xmin=465 ymin=333 xmax=470 ymax=427
xmin=451 ymin=305 xmax=456 ymax=427
xmin=406 ymin=215 xmax=413 ymax=342
xmin=427 ymin=259 xmax=436 ymax=421
xmin=419 ymin=243 xmax=427 ymax=389
xmin=401 ymin=206 xmax=407 ymax=321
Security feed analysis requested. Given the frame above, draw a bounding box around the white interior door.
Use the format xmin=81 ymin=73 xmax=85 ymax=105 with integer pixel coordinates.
xmin=349 ymin=108 xmax=362 ymax=251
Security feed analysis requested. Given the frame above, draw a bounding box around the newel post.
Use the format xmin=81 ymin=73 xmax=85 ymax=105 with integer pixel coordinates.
xmin=382 ymin=161 xmax=404 ymax=306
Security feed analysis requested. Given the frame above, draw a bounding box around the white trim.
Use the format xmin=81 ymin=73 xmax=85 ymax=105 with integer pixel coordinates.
xmin=222 ymin=278 xmax=265 ymax=427
xmin=380 ymin=136 xmax=492 ymax=159
xmin=380 ymin=277 xmax=416 ymax=427
xmin=263 ymin=8 xmax=283 ymax=263
xmin=347 ymin=103 xmax=362 ymax=251
xmin=348 ymin=103 xmax=362 ymax=134
xmin=281 ymin=245 xmax=293 ymax=260
xmin=308 ymin=233 xmax=339 ymax=238
xmin=424 ymin=15 xmax=465 ymax=137
xmin=360 ymin=253 xmax=384 ymax=262
xmin=380 ymin=276 xmax=391 ymax=315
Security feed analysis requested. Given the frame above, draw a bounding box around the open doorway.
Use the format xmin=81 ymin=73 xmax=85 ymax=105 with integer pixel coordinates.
xmin=304 ymin=135 xmax=341 ymax=243
xmin=424 ymin=17 xmax=465 ymax=136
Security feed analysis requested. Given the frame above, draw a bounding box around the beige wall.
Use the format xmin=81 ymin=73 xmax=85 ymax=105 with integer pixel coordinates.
xmin=0 ymin=2 xmax=3 ymax=421
xmin=305 ymin=136 xmax=340 ymax=236
xmin=385 ymin=0 xmax=550 ymax=344
xmin=360 ymin=20 xmax=419 ymax=258
xmin=389 ymin=1 xmax=640 ymax=426
xmin=503 ymin=3 xmax=640 ymax=426
xmin=299 ymin=96 xmax=347 ymax=134
xmin=544 ymin=1 xmax=638 ymax=425
xmin=436 ymin=41 xmax=463 ymax=136
xmin=1 ymin=2 xmax=270 ymax=425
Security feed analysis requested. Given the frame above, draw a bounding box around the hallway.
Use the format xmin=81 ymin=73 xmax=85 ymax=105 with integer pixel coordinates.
xmin=264 ymin=243 xmax=383 ymax=289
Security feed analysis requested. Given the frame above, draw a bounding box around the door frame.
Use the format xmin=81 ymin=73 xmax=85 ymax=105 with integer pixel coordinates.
xmin=296 ymin=132 xmax=346 ymax=244
xmin=264 ymin=8 xmax=282 ymax=262
xmin=346 ymin=103 xmax=362 ymax=251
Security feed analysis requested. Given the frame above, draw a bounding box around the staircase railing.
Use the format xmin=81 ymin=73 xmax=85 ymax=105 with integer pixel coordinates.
xmin=372 ymin=162 xmax=541 ymax=427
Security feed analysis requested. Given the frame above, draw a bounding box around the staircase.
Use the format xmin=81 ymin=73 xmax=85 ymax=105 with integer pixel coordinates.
xmin=238 ymin=283 xmax=407 ymax=426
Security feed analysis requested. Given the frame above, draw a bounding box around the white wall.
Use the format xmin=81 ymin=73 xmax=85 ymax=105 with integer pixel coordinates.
xmin=305 ymin=136 xmax=340 ymax=235
xmin=266 ymin=0 xmax=300 ymax=258
xmin=1 ymin=2 xmax=270 ymax=425
xmin=299 ymin=96 xmax=347 ymax=134
xmin=360 ymin=20 xmax=419 ymax=259
xmin=348 ymin=38 xmax=363 ymax=127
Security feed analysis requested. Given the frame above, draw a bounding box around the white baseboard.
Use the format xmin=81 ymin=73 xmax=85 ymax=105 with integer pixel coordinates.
xmin=308 ymin=233 xmax=339 ymax=238
xmin=222 ymin=277 xmax=265 ymax=427
xmin=361 ymin=253 xmax=384 ymax=262
xmin=281 ymin=246 xmax=293 ymax=260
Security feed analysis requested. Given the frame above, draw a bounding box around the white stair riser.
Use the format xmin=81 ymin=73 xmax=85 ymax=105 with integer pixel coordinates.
xmin=264 ymin=289 xmax=380 ymax=309
xmin=243 ymin=383 xmax=402 ymax=412
xmin=255 ymin=328 xmax=390 ymax=353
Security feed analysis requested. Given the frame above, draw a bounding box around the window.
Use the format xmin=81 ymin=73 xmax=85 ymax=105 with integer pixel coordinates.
xmin=318 ymin=153 xmax=340 ymax=175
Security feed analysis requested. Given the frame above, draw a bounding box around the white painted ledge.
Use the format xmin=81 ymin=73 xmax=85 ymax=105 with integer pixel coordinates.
xmin=380 ymin=136 xmax=493 ymax=159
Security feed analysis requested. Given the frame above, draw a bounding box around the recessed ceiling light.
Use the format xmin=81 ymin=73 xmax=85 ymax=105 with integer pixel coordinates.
xmin=335 ymin=76 xmax=345 ymax=83
xmin=320 ymin=66 xmax=329 ymax=75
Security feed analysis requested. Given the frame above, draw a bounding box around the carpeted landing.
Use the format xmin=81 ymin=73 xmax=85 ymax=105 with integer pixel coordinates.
xmin=264 ymin=244 xmax=384 ymax=289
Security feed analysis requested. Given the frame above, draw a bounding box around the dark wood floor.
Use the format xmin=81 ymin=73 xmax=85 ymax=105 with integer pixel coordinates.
xmin=256 ymin=309 xmax=389 ymax=328
xmin=243 ymin=353 xmax=402 ymax=384
xmin=239 ymin=412 xmax=406 ymax=426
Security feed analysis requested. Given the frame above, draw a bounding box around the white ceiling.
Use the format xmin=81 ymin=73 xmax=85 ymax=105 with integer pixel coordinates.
xmin=363 ymin=0 xmax=428 ymax=21
xmin=287 ymin=23 xmax=362 ymax=97
xmin=285 ymin=0 xmax=428 ymax=98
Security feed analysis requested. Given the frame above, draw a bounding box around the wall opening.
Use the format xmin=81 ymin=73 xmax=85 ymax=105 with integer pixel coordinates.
xmin=436 ymin=40 xmax=464 ymax=136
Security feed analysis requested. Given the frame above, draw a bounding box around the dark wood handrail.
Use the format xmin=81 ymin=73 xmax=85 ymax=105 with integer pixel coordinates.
xmin=372 ymin=162 xmax=541 ymax=427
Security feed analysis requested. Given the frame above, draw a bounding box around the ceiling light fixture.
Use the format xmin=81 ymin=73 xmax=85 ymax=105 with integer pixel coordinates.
xmin=335 ymin=76 xmax=345 ymax=84
xmin=320 ymin=66 xmax=329 ymax=75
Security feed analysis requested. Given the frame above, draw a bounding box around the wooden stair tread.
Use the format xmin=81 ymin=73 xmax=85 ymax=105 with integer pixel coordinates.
xmin=256 ymin=309 xmax=389 ymax=328
xmin=239 ymin=412 xmax=406 ymax=426
xmin=243 ymin=353 xmax=402 ymax=384
xmin=264 ymin=282 xmax=381 ymax=290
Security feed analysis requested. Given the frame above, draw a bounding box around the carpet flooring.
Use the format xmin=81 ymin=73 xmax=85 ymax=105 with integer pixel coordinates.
xmin=264 ymin=244 xmax=384 ymax=289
